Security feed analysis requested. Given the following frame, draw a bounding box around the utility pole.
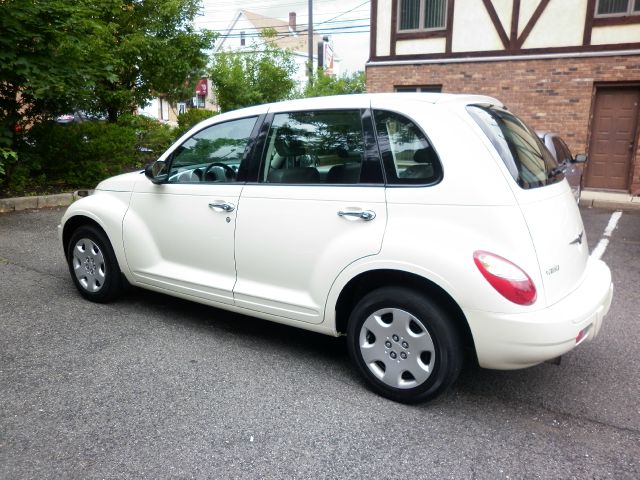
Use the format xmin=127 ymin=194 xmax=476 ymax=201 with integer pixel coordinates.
xmin=307 ymin=0 xmax=313 ymax=83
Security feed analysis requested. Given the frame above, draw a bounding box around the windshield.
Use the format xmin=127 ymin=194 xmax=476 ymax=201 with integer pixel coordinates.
xmin=467 ymin=105 xmax=563 ymax=189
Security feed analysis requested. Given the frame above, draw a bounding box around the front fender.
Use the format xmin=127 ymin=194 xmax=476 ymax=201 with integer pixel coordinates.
xmin=60 ymin=190 xmax=133 ymax=276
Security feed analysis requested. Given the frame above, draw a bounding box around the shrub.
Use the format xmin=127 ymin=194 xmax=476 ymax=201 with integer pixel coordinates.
xmin=175 ymin=109 xmax=218 ymax=138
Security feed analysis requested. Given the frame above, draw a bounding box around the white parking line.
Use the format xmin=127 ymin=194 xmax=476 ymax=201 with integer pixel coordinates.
xmin=591 ymin=211 xmax=623 ymax=261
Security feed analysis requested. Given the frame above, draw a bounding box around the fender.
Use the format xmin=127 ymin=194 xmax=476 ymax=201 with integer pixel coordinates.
xmin=60 ymin=190 xmax=133 ymax=277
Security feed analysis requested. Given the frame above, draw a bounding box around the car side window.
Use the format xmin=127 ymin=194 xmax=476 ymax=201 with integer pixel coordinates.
xmin=373 ymin=110 xmax=442 ymax=185
xmin=168 ymin=116 xmax=257 ymax=183
xmin=260 ymin=110 xmax=365 ymax=184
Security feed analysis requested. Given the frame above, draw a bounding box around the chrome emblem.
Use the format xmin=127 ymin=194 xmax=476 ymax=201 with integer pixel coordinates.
xmin=570 ymin=231 xmax=584 ymax=245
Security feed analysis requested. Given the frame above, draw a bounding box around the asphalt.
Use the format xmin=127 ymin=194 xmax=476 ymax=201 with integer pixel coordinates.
xmin=0 ymin=207 xmax=639 ymax=479
xmin=0 ymin=188 xmax=639 ymax=214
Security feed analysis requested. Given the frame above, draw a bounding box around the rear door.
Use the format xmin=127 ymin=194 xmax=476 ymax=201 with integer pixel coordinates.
xmin=468 ymin=106 xmax=589 ymax=306
xmin=233 ymin=108 xmax=386 ymax=324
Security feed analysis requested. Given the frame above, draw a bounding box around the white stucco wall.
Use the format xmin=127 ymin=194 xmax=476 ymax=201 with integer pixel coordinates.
xmin=452 ymin=1 xmax=504 ymax=52
xmin=493 ymin=0 xmax=513 ymax=37
xmin=376 ymin=0 xmax=392 ymax=56
xmin=396 ymin=38 xmax=446 ymax=55
xmin=591 ymin=24 xmax=640 ymax=45
xmin=518 ymin=0 xmax=540 ymax=37
xmin=520 ymin=0 xmax=586 ymax=49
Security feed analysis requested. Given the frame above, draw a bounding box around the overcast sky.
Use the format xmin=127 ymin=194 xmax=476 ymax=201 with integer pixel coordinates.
xmin=194 ymin=0 xmax=371 ymax=73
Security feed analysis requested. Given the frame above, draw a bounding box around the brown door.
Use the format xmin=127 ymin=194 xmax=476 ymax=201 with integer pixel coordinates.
xmin=585 ymin=87 xmax=640 ymax=190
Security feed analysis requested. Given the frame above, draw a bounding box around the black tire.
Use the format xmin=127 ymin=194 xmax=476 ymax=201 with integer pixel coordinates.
xmin=66 ymin=225 xmax=122 ymax=303
xmin=347 ymin=287 xmax=463 ymax=404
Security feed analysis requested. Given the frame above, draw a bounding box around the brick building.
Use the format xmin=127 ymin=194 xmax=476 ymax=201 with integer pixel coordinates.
xmin=366 ymin=0 xmax=640 ymax=194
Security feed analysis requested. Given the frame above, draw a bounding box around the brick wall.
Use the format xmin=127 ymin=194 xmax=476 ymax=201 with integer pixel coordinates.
xmin=366 ymin=55 xmax=640 ymax=193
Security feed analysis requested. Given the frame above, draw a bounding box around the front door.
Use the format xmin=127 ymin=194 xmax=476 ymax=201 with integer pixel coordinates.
xmin=585 ymin=87 xmax=640 ymax=190
xmin=122 ymin=116 xmax=259 ymax=304
xmin=233 ymin=109 xmax=386 ymax=324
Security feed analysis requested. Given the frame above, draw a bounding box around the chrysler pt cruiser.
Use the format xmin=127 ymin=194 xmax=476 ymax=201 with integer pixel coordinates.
xmin=59 ymin=94 xmax=613 ymax=403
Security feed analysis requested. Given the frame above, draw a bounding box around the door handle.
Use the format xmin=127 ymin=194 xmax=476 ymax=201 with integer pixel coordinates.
xmin=337 ymin=210 xmax=376 ymax=221
xmin=209 ymin=202 xmax=235 ymax=212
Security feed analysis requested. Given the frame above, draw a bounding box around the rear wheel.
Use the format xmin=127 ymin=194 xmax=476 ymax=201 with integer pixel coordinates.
xmin=347 ymin=287 xmax=463 ymax=403
xmin=67 ymin=225 xmax=122 ymax=303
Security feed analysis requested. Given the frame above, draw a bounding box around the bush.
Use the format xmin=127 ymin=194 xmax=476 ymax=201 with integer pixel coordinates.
xmin=174 ymin=109 xmax=218 ymax=139
xmin=0 ymin=115 xmax=179 ymax=197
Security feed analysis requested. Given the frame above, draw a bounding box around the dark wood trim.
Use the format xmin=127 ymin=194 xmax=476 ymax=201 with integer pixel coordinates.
xmin=481 ymin=0 xmax=509 ymax=49
xmin=370 ymin=0 xmax=378 ymax=60
xmin=390 ymin=0 xmax=397 ymax=56
xmin=446 ymin=0 xmax=455 ymax=53
xmin=510 ymin=0 xmax=521 ymax=49
xmin=396 ymin=30 xmax=447 ymax=40
xmin=516 ymin=0 xmax=551 ymax=49
xmin=368 ymin=41 xmax=640 ymax=63
xmin=584 ymin=0 xmax=596 ymax=45
xmin=593 ymin=15 xmax=640 ymax=26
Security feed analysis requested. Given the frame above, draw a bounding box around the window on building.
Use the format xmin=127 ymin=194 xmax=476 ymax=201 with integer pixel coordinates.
xmin=596 ymin=0 xmax=640 ymax=16
xmin=395 ymin=85 xmax=443 ymax=93
xmin=240 ymin=31 xmax=246 ymax=46
xmin=398 ymin=0 xmax=448 ymax=31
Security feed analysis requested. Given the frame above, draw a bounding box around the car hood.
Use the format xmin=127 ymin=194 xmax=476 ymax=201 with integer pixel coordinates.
xmin=95 ymin=171 xmax=144 ymax=192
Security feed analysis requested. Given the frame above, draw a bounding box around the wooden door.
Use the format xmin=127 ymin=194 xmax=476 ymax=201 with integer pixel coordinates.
xmin=585 ymin=88 xmax=640 ymax=190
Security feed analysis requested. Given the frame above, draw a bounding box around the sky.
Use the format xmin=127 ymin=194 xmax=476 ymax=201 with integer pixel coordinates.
xmin=194 ymin=0 xmax=371 ymax=73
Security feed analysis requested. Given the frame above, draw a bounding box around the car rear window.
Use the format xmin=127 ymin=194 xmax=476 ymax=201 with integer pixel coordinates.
xmin=467 ymin=105 xmax=563 ymax=189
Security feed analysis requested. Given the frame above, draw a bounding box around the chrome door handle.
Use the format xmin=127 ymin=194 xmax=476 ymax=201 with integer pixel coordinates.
xmin=337 ymin=210 xmax=376 ymax=221
xmin=209 ymin=202 xmax=235 ymax=212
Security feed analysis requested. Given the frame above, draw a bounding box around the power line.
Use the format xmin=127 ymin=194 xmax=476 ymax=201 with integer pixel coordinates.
xmin=198 ymin=17 xmax=369 ymax=32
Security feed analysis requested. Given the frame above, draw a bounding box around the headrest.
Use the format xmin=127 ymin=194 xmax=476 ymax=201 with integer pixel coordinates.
xmin=274 ymin=128 xmax=305 ymax=157
xmin=413 ymin=147 xmax=435 ymax=164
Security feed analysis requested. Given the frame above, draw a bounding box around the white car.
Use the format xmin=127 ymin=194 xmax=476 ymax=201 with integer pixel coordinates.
xmin=59 ymin=94 xmax=613 ymax=403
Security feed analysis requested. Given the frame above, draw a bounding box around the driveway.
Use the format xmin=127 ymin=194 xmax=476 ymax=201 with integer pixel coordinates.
xmin=1 ymin=207 xmax=639 ymax=479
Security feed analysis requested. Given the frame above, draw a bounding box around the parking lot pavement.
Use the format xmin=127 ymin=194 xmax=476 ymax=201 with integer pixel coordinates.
xmin=1 ymin=207 xmax=639 ymax=479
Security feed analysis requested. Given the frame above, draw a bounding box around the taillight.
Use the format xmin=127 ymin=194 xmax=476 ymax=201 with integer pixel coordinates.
xmin=473 ymin=251 xmax=537 ymax=305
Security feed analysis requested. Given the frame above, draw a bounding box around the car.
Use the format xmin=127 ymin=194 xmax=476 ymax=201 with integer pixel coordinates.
xmin=55 ymin=111 xmax=107 ymax=125
xmin=537 ymin=132 xmax=587 ymax=202
xmin=59 ymin=93 xmax=613 ymax=403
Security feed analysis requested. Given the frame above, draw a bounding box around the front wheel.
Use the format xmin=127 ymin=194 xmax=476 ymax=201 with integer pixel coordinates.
xmin=347 ymin=287 xmax=463 ymax=403
xmin=67 ymin=225 xmax=122 ymax=303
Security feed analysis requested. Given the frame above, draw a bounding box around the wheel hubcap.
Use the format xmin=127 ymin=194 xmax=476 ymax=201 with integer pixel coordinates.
xmin=359 ymin=308 xmax=436 ymax=389
xmin=72 ymin=238 xmax=106 ymax=292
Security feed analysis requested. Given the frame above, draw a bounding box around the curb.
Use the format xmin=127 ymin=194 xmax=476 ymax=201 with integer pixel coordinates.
xmin=579 ymin=198 xmax=640 ymax=211
xmin=0 ymin=190 xmax=92 ymax=214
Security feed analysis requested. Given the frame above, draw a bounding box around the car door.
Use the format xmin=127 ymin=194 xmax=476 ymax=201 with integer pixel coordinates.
xmin=233 ymin=108 xmax=387 ymax=324
xmin=122 ymin=115 xmax=260 ymax=305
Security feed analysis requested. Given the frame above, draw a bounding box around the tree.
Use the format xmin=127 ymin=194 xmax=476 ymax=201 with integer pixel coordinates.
xmin=89 ymin=0 xmax=216 ymax=122
xmin=301 ymin=70 xmax=366 ymax=98
xmin=0 ymin=0 xmax=216 ymax=132
xmin=209 ymin=30 xmax=297 ymax=112
xmin=0 ymin=0 xmax=110 ymax=146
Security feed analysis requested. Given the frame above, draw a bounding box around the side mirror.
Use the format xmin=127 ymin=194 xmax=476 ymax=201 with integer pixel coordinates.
xmin=574 ymin=154 xmax=588 ymax=164
xmin=145 ymin=160 xmax=169 ymax=184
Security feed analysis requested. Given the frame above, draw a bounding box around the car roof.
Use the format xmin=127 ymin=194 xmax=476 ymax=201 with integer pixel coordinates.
xmin=208 ymin=93 xmax=502 ymax=125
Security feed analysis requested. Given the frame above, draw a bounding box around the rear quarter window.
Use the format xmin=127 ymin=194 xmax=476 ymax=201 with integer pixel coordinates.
xmin=467 ymin=106 xmax=563 ymax=189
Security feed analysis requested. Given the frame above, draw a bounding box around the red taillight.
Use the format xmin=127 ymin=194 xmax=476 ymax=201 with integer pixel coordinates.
xmin=473 ymin=251 xmax=537 ymax=305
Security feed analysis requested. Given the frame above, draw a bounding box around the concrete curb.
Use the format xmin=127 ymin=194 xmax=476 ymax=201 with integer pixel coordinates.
xmin=0 ymin=190 xmax=92 ymax=214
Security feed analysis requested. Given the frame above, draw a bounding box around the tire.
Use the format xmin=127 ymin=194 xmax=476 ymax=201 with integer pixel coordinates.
xmin=347 ymin=287 xmax=463 ymax=404
xmin=66 ymin=225 xmax=122 ymax=303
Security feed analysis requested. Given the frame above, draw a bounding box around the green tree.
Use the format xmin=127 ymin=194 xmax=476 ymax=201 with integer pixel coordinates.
xmin=90 ymin=0 xmax=216 ymax=122
xmin=301 ymin=70 xmax=366 ymax=98
xmin=0 ymin=1 xmax=110 ymax=144
xmin=209 ymin=30 xmax=297 ymax=112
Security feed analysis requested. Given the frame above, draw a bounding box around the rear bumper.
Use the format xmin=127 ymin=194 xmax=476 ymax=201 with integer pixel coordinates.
xmin=466 ymin=257 xmax=613 ymax=370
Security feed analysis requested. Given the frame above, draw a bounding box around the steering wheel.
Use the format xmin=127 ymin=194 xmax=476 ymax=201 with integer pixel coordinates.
xmin=202 ymin=162 xmax=237 ymax=182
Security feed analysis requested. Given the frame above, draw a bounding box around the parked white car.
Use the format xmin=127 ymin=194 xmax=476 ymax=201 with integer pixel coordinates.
xmin=59 ymin=94 xmax=613 ymax=403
